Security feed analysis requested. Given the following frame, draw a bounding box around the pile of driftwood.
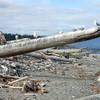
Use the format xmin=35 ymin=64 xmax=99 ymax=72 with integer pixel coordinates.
xmin=0 ymin=74 xmax=49 ymax=94
xmin=26 ymin=48 xmax=83 ymax=62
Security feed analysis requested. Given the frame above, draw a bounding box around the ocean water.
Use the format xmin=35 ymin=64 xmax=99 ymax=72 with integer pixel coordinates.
xmin=89 ymin=54 xmax=100 ymax=56
xmin=70 ymin=37 xmax=100 ymax=49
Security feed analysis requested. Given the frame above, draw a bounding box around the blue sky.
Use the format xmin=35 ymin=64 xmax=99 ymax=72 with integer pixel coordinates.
xmin=0 ymin=0 xmax=100 ymax=35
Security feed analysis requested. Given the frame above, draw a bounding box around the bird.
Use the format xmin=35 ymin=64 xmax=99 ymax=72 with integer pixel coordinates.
xmin=73 ymin=26 xmax=78 ymax=31
xmin=73 ymin=28 xmax=77 ymax=31
xmin=33 ymin=32 xmax=38 ymax=39
xmin=79 ymin=25 xmax=85 ymax=31
xmin=94 ymin=20 xmax=100 ymax=26
xmin=73 ymin=25 xmax=85 ymax=31
xmin=59 ymin=31 xmax=63 ymax=34
xmin=15 ymin=34 xmax=19 ymax=40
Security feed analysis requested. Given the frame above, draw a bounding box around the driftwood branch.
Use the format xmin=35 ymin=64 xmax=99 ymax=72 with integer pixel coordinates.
xmin=0 ymin=84 xmax=22 ymax=89
xmin=0 ymin=27 xmax=100 ymax=57
xmin=8 ymin=76 xmax=28 ymax=85
xmin=46 ymin=49 xmax=82 ymax=54
xmin=0 ymin=74 xmax=19 ymax=79
xmin=26 ymin=52 xmax=70 ymax=62
xmin=38 ymin=52 xmax=51 ymax=61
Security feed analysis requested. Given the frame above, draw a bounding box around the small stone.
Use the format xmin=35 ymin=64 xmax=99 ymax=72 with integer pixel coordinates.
xmin=72 ymin=95 xmax=75 ymax=99
xmin=97 ymin=76 xmax=100 ymax=82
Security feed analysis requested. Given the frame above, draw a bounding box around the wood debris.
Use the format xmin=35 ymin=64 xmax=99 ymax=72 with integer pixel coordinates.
xmin=0 ymin=74 xmax=49 ymax=94
xmin=91 ymin=88 xmax=100 ymax=92
xmin=0 ymin=31 xmax=6 ymax=45
xmin=8 ymin=76 xmax=28 ymax=85
xmin=22 ymin=80 xmax=48 ymax=93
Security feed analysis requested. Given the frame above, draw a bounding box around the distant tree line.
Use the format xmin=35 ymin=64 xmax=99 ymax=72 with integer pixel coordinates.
xmin=4 ymin=33 xmax=43 ymax=41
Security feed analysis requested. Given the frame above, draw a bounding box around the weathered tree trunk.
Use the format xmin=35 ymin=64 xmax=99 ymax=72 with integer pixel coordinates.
xmin=26 ymin=52 xmax=70 ymax=62
xmin=0 ymin=27 xmax=100 ymax=57
xmin=45 ymin=49 xmax=82 ymax=54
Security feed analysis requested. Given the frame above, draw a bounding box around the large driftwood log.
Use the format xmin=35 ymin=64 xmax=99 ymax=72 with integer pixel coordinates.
xmin=26 ymin=52 xmax=70 ymax=62
xmin=45 ymin=49 xmax=82 ymax=54
xmin=0 ymin=27 xmax=100 ymax=57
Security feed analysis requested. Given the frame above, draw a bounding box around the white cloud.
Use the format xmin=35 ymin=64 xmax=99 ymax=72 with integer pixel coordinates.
xmin=40 ymin=0 xmax=50 ymax=5
xmin=0 ymin=0 xmax=97 ymax=35
xmin=0 ymin=0 xmax=12 ymax=8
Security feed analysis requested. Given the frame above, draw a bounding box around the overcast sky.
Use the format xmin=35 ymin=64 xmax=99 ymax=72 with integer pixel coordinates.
xmin=0 ymin=0 xmax=100 ymax=35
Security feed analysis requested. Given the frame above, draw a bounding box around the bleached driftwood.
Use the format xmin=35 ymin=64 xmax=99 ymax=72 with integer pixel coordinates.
xmin=0 ymin=84 xmax=22 ymax=89
xmin=8 ymin=76 xmax=28 ymax=85
xmin=38 ymin=52 xmax=51 ymax=61
xmin=26 ymin=52 xmax=70 ymax=62
xmin=0 ymin=74 xmax=19 ymax=79
xmin=45 ymin=49 xmax=82 ymax=54
xmin=7 ymin=38 xmax=30 ymax=44
xmin=0 ymin=27 xmax=100 ymax=57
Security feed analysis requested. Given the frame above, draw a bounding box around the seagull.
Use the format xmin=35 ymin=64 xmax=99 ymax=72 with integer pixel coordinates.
xmin=94 ymin=20 xmax=100 ymax=26
xmin=73 ymin=25 xmax=85 ymax=31
xmin=15 ymin=34 xmax=19 ymax=40
xmin=79 ymin=25 xmax=85 ymax=31
xmin=59 ymin=31 xmax=63 ymax=34
xmin=33 ymin=32 xmax=38 ymax=38
xmin=73 ymin=26 xmax=78 ymax=31
xmin=73 ymin=28 xmax=77 ymax=31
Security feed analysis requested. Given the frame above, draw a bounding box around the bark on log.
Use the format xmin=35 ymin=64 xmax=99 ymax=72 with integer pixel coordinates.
xmin=0 ymin=27 xmax=100 ymax=57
